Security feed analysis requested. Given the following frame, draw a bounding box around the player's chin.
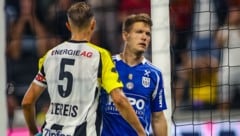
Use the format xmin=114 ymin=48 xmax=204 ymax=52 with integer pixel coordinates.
xmin=136 ymin=49 xmax=146 ymax=54
xmin=139 ymin=47 xmax=147 ymax=52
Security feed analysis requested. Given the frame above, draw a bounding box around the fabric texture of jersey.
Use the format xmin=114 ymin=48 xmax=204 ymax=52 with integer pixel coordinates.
xmin=100 ymin=54 xmax=167 ymax=136
xmin=33 ymin=41 xmax=123 ymax=136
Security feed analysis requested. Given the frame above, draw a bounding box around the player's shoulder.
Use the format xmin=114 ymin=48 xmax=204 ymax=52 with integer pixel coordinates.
xmin=87 ymin=42 xmax=110 ymax=54
xmin=143 ymin=58 xmax=163 ymax=74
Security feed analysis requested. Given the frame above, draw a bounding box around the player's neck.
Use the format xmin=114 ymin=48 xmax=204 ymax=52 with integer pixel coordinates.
xmin=120 ymin=52 xmax=144 ymax=67
xmin=70 ymin=36 xmax=90 ymax=41
xmin=70 ymin=31 xmax=91 ymax=41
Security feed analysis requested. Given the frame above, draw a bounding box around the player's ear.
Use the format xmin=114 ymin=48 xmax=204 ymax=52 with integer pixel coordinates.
xmin=65 ymin=22 xmax=71 ymax=32
xmin=122 ymin=31 xmax=128 ymax=41
xmin=90 ymin=18 xmax=96 ymax=31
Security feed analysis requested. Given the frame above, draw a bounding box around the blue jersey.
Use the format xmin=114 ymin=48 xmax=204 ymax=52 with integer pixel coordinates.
xmin=100 ymin=54 xmax=167 ymax=136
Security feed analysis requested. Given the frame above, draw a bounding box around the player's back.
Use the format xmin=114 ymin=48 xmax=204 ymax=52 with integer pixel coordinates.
xmin=41 ymin=40 xmax=102 ymax=136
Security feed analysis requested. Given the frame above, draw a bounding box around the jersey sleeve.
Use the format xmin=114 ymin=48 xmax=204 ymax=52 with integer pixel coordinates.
xmin=151 ymin=71 xmax=167 ymax=112
xmin=100 ymin=50 xmax=123 ymax=93
xmin=33 ymin=53 xmax=48 ymax=88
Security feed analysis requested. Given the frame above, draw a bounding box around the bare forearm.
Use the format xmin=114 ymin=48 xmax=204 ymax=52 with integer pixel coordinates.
xmin=7 ymin=20 xmax=26 ymax=59
xmin=12 ymin=25 xmax=24 ymax=38
xmin=110 ymin=89 xmax=145 ymax=135
xmin=30 ymin=17 xmax=47 ymax=38
xmin=22 ymin=83 xmax=45 ymax=135
xmin=22 ymin=104 xmax=38 ymax=135
xmin=152 ymin=112 xmax=167 ymax=136
xmin=10 ymin=18 xmax=27 ymax=40
xmin=152 ymin=122 xmax=167 ymax=136
xmin=114 ymin=98 xmax=145 ymax=135
xmin=31 ymin=17 xmax=49 ymax=56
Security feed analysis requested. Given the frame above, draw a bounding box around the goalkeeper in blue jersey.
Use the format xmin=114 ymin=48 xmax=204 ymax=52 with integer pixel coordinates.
xmin=100 ymin=13 xmax=168 ymax=136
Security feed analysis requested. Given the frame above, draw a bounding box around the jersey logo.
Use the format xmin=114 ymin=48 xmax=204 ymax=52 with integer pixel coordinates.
xmin=142 ymin=70 xmax=151 ymax=88
xmin=51 ymin=49 xmax=93 ymax=58
xmin=126 ymin=82 xmax=134 ymax=90
xmin=144 ymin=70 xmax=151 ymax=77
xmin=44 ymin=128 xmax=71 ymax=136
xmin=142 ymin=76 xmax=150 ymax=88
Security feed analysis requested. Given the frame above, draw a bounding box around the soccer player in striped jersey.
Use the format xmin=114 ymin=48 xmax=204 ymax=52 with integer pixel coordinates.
xmin=100 ymin=13 xmax=168 ymax=136
xmin=21 ymin=2 xmax=145 ymax=136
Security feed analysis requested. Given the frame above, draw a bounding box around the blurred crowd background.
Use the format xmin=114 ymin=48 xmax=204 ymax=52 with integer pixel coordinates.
xmin=4 ymin=0 xmax=240 ymax=131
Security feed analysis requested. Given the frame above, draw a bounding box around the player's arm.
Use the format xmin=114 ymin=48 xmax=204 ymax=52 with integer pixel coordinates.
xmin=151 ymin=111 xmax=167 ymax=136
xmin=110 ymin=88 xmax=145 ymax=136
xmin=22 ymin=82 xmax=45 ymax=136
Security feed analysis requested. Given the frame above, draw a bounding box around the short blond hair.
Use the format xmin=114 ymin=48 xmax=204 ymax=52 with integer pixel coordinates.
xmin=67 ymin=2 xmax=94 ymax=28
xmin=122 ymin=13 xmax=152 ymax=32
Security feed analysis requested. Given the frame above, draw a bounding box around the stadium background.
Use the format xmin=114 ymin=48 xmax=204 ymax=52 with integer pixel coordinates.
xmin=2 ymin=0 xmax=240 ymax=135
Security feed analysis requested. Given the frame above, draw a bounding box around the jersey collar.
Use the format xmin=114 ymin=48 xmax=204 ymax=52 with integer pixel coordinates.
xmin=115 ymin=54 xmax=147 ymax=64
xmin=68 ymin=40 xmax=88 ymax=43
